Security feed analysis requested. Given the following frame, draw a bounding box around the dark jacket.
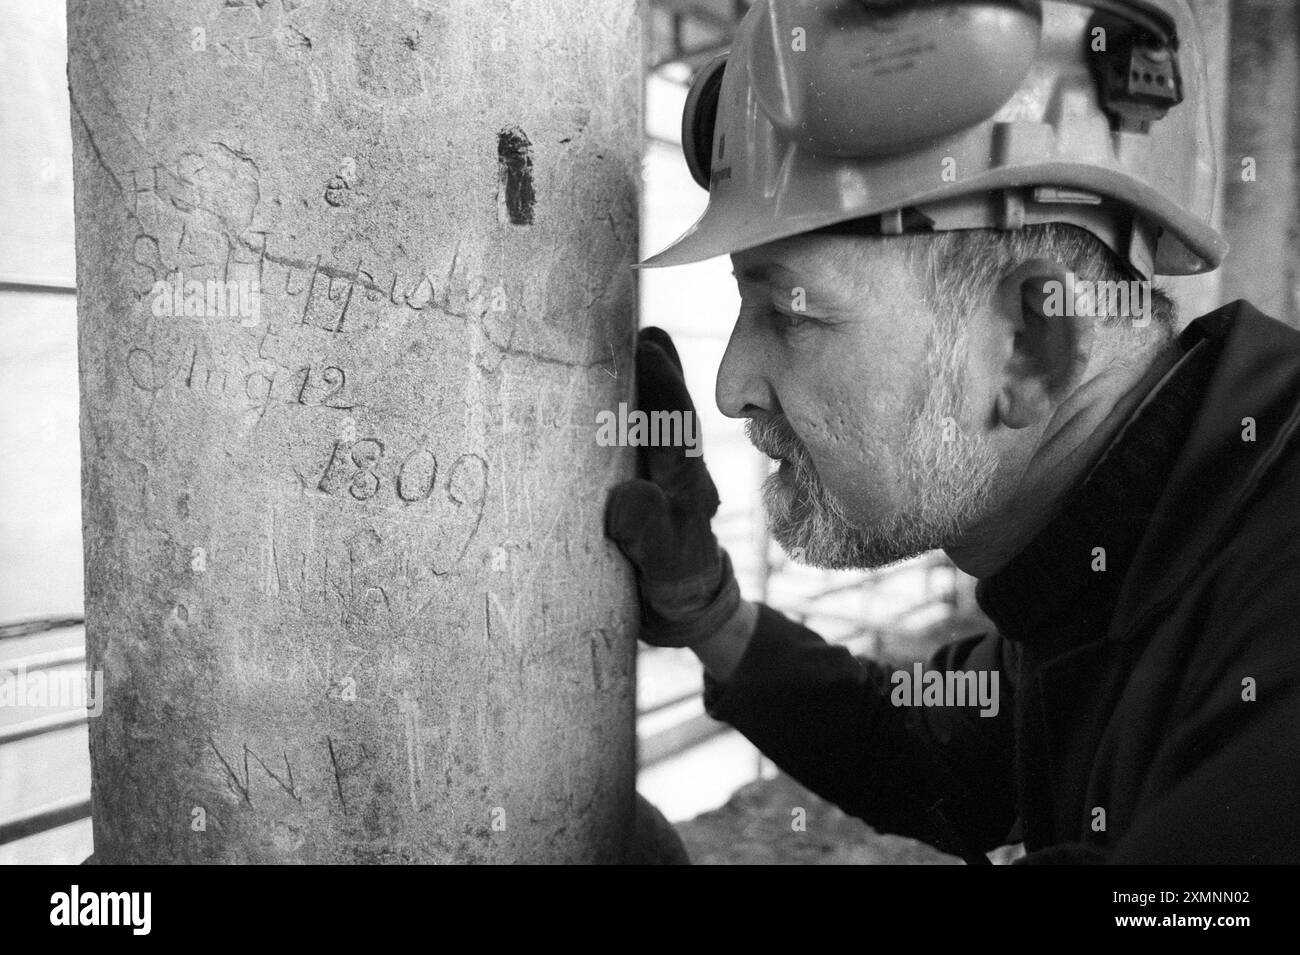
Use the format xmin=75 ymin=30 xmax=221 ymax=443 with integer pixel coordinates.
xmin=704 ymin=301 xmax=1300 ymax=864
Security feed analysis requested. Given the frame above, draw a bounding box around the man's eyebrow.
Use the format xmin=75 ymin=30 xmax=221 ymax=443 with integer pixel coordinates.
xmin=730 ymin=264 xmax=790 ymax=284
xmin=731 ymin=263 xmax=831 ymax=299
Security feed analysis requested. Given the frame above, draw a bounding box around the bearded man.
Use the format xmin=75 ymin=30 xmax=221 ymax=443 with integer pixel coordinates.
xmin=605 ymin=0 xmax=1300 ymax=863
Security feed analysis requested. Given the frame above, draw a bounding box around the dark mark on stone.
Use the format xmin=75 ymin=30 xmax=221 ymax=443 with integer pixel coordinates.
xmin=324 ymin=175 xmax=350 ymax=207
xmin=497 ymin=126 xmax=535 ymax=225
xmin=282 ymin=25 xmax=312 ymax=52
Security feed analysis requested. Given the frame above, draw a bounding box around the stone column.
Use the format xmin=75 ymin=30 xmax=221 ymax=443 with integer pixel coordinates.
xmin=68 ymin=0 xmax=641 ymax=863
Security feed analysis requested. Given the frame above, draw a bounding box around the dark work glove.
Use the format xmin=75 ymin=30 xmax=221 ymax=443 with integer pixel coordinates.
xmin=605 ymin=327 xmax=740 ymax=648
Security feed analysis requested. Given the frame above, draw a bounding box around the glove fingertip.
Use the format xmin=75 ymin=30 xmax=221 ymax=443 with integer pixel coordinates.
xmin=638 ymin=326 xmax=684 ymax=375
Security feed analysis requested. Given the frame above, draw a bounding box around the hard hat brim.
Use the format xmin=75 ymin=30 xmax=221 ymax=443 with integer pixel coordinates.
xmin=636 ymin=160 xmax=1228 ymax=275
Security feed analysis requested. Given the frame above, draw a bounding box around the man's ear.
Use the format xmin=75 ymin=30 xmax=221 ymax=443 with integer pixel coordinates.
xmin=992 ymin=258 xmax=1095 ymax=430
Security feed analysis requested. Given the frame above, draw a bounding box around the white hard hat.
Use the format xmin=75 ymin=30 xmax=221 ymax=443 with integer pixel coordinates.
xmin=641 ymin=0 xmax=1227 ymax=278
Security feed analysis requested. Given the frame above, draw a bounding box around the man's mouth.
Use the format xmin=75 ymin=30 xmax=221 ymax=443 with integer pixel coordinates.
xmin=746 ymin=418 xmax=804 ymax=472
xmin=758 ymin=454 xmax=795 ymax=484
xmin=749 ymin=438 xmax=797 ymax=471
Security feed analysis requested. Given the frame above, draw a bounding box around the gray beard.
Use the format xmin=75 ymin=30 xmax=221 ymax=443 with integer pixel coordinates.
xmin=748 ymin=326 xmax=999 ymax=570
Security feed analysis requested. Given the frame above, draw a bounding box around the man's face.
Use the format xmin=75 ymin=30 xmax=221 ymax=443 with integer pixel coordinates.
xmin=719 ymin=233 xmax=1000 ymax=569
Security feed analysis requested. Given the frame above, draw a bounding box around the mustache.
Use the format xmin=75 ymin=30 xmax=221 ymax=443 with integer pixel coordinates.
xmin=747 ymin=413 xmax=854 ymax=539
xmin=744 ymin=415 xmax=808 ymax=464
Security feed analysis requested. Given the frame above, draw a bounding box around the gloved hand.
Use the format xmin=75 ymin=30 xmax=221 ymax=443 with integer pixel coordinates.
xmin=605 ymin=326 xmax=740 ymax=648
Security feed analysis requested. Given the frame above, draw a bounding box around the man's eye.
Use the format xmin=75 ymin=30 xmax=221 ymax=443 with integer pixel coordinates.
xmin=771 ymin=308 xmax=812 ymax=332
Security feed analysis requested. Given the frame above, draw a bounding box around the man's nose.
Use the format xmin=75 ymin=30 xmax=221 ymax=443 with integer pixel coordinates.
xmin=716 ymin=317 xmax=776 ymax=420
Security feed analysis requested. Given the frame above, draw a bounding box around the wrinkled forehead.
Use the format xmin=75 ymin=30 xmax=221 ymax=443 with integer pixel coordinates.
xmin=731 ymin=234 xmax=917 ymax=297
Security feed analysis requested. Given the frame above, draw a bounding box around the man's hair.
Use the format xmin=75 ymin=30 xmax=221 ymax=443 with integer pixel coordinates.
xmin=898 ymin=223 xmax=1179 ymax=348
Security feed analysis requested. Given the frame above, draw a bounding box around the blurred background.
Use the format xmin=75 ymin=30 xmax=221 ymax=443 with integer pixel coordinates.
xmin=2 ymin=0 xmax=1297 ymax=863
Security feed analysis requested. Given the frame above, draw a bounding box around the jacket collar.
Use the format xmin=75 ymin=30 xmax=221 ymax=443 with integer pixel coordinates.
xmin=1109 ymin=300 xmax=1300 ymax=642
xmin=974 ymin=314 xmax=1216 ymax=647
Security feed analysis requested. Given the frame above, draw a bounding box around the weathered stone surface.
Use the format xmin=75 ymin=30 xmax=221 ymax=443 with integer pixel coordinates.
xmin=68 ymin=0 xmax=641 ymax=863
xmin=1219 ymin=0 xmax=1300 ymax=327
